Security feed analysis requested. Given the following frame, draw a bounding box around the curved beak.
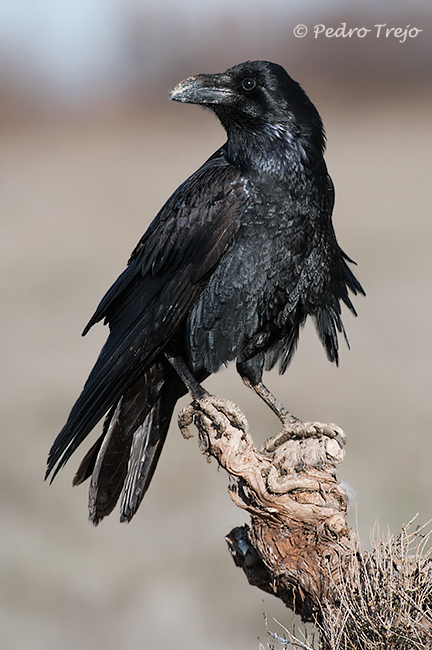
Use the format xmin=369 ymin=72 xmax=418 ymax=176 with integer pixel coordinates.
xmin=169 ymin=73 xmax=235 ymax=105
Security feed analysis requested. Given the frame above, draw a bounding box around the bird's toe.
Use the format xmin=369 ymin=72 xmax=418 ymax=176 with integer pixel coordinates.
xmin=262 ymin=418 xmax=346 ymax=453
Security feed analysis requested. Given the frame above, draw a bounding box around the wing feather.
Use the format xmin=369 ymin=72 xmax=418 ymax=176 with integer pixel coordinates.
xmin=46 ymin=156 xmax=246 ymax=480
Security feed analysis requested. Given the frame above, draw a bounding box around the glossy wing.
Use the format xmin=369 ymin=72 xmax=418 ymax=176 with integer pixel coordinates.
xmin=46 ymin=157 xmax=246 ymax=480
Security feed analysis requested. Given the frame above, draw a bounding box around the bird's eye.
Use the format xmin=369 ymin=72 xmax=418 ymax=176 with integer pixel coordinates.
xmin=242 ymin=78 xmax=256 ymax=91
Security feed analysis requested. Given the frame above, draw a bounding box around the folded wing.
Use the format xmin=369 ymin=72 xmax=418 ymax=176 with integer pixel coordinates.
xmin=46 ymin=156 xmax=246 ymax=482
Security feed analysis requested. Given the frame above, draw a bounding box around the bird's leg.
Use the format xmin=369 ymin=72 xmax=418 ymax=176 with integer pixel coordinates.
xmin=164 ymin=353 xmax=248 ymax=439
xmin=241 ymin=377 xmax=295 ymax=422
xmin=241 ymin=377 xmax=345 ymax=452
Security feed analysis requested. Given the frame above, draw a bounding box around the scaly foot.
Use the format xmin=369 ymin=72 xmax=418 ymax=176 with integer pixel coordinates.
xmin=262 ymin=416 xmax=345 ymax=453
xmin=178 ymin=394 xmax=249 ymax=440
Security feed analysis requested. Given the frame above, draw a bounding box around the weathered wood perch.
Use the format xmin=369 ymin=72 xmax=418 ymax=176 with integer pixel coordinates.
xmin=178 ymin=395 xmax=432 ymax=649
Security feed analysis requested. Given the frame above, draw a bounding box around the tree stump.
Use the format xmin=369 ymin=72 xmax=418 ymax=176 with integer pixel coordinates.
xmin=178 ymin=396 xmax=432 ymax=649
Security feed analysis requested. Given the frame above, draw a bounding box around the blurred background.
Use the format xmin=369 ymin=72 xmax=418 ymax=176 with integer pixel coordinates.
xmin=1 ymin=1 xmax=431 ymax=648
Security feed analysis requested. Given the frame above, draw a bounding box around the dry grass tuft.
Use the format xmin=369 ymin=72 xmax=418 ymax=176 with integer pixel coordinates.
xmin=262 ymin=518 xmax=432 ymax=650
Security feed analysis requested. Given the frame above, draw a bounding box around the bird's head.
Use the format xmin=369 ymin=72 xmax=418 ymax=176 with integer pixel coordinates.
xmin=170 ymin=60 xmax=325 ymax=155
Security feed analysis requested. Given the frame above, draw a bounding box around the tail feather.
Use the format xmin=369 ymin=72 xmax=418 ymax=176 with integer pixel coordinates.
xmin=72 ymin=362 xmax=184 ymax=524
xmin=87 ymin=399 xmax=129 ymax=524
xmin=119 ymin=405 xmax=164 ymax=523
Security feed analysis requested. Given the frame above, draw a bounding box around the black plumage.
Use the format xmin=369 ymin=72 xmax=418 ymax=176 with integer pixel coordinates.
xmin=46 ymin=61 xmax=364 ymax=523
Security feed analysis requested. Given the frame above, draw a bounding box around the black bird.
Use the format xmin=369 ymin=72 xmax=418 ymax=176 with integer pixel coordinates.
xmin=46 ymin=61 xmax=364 ymax=524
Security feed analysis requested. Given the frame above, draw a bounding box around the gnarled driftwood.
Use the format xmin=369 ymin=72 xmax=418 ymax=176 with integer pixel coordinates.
xmin=178 ymin=395 xmax=432 ymax=649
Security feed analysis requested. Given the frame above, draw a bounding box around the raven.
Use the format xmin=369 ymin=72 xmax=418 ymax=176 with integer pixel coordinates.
xmin=46 ymin=61 xmax=364 ymax=523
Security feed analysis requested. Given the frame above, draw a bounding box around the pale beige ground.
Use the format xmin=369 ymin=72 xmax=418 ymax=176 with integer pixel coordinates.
xmin=1 ymin=96 xmax=431 ymax=649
